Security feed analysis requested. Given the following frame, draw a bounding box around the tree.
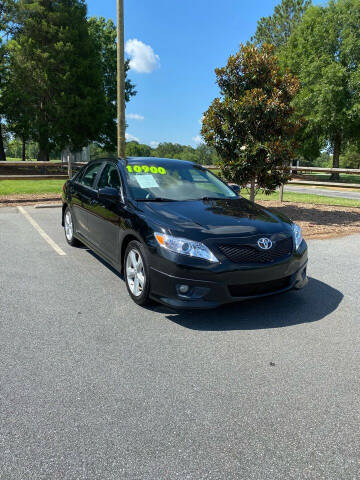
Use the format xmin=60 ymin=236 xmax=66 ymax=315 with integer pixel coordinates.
xmin=88 ymin=17 xmax=136 ymax=152
xmin=4 ymin=0 xmax=107 ymax=161
xmin=2 ymin=48 xmax=33 ymax=161
xmin=254 ymin=0 xmax=320 ymax=166
xmin=253 ymin=0 xmax=312 ymax=50
xmin=153 ymin=142 xmax=185 ymax=159
xmin=0 ymin=0 xmax=16 ymax=160
xmin=195 ymin=144 xmax=219 ymax=165
xmin=341 ymin=144 xmax=360 ymax=169
xmin=201 ymin=44 xmax=300 ymax=202
xmin=126 ymin=141 xmax=151 ymax=157
xmin=314 ymin=151 xmax=332 ymax=168
xmin=282 ymin=0 xmax=360 ymax=180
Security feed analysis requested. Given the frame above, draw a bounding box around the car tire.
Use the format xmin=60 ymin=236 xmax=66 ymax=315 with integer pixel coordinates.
xmin=124 ymin=240 xmax=152 ymax=307
xmin=64 ymin=207 xmax=81 ymax=247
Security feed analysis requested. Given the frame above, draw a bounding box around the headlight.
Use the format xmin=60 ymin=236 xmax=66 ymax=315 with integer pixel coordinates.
xmin=292 ymin=223 xmax=303 ymax=250
xmin=154 ymin=232 xmax=219 ymax=263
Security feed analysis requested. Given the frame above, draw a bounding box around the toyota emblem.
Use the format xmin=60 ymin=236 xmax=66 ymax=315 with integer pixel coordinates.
xmin=257 ymin=238 xmax=273 ymax=250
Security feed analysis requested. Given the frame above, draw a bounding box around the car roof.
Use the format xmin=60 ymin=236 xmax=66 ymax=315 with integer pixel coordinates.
xmin=125 ymin=157 xmax=195 ymax=166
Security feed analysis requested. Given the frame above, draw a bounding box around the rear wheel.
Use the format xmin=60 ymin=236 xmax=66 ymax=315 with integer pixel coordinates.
xmin=124 ymin=241 xmax=151 ymax=306
xmin=64 ymin=207 xmax=81 ymax=247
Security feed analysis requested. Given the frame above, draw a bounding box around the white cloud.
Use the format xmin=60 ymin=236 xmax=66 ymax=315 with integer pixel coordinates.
xmin=150 ymin=141 xmax=159 ymax=148
xmin=193 ymin=135 xmax=203 ymax=145
xmin=126 ymin=113 xmax=144 ymax=121
xmin=126 ymin=133 xmax=140 ymax=143
xmin=125 ymin=39 xmax=160 ymax=74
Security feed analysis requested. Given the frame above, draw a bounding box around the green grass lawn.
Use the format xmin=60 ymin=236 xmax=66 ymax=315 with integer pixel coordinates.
xmin=302 ymin=172 xmax=360 ymax=184
xmin=0 ymin=179 xmax=65 ymax=195
xmin=242 ymin=190 xmax=360 ymax=208
xmin=5 ymin=157 xmax=61 ymax=162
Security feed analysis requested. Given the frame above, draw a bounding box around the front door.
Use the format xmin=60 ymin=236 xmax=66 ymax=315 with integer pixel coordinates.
xmin=88 ymin=163 xmax=125 ymax=265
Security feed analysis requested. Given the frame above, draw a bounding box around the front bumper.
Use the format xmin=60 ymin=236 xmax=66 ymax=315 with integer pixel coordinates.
xmin=148 ymin=243 xmax=308 ymax=309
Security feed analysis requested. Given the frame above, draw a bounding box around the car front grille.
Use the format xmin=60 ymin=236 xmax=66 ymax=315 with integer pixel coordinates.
xmin=228 ymin=276 xmax=292 ymax=297
xmin=217 ymin=237 xmax=293 ymax=264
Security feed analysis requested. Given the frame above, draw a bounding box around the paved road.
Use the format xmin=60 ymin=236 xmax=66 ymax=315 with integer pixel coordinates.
xmin=285 ymin=184 xmax=360 ymax=201
xmin=1 ymin=206 xmax=359 ymax=480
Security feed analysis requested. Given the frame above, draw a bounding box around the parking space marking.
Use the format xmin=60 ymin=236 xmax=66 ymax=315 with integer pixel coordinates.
xmin=17 ymin=206 xmax=66 ymax=256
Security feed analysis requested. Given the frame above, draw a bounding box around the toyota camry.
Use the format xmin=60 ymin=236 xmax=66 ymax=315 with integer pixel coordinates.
xmin=62 ymin=157 xmax=308 ymax=309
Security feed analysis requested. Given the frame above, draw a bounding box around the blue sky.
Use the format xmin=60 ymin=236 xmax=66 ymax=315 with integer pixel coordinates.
xmin=86 ymin=0 xmax=321 ymax=148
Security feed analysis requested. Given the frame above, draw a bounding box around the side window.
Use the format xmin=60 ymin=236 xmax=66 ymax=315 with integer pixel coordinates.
xmin=74 ymin=166 xmax=87 ymax=183
xmin=98 ymin=164 xmax=121 ymax=190
xmin=79 ymin=163 xmax=103 ymax=188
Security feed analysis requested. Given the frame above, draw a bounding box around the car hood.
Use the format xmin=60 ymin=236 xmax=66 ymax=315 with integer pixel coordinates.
xmin=139 ymin=197 xmax=292 ymax=239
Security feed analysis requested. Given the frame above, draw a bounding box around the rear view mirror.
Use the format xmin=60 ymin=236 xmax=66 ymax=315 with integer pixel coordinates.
xmin=99 ymin=187 xmax=120 ymax=201
xmin=229 ymin=183 xmax=241 ymax=195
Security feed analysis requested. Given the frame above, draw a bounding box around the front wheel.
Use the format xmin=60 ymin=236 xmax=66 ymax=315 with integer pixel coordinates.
xmin=64 ymin=207 xmax=81 ymax=247
xmin=124 ymin=241 xmax=151 ymax=307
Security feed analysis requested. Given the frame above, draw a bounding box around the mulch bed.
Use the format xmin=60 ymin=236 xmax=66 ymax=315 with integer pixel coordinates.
xmin=257 ymin=201 xmax=360 ymax=239
xmin=0 ymin=193 xmax=62 ymax=207
xmin=1 ymin=194 xmax=359 ymax=239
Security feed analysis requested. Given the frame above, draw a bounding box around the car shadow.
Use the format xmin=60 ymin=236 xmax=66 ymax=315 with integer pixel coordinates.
xmin=158 ymin=278 xmax=343 ymax=331
xmin=83 ymin=248 xmax=343 ymax=331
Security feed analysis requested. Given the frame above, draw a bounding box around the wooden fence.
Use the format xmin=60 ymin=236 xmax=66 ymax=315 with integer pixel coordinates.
xmin=204 ymin=165 xmax=360 ymax=201
xmin=0 ymin=161 xmax=86 ymax=181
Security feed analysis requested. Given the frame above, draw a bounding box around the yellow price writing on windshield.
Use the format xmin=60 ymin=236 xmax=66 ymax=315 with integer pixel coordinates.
xmin=127 ymin=165 xmax=166 ymax=175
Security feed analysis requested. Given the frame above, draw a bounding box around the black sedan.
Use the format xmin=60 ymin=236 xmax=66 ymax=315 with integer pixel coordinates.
xmin=62 ymin=157 xmax=308 ymax=309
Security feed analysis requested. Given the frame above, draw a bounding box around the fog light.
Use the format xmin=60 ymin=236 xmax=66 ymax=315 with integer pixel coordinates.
xmin=178 ymin=284 xmax=190 ymax=294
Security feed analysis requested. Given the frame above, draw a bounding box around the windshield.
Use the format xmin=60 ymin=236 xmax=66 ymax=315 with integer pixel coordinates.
xmin=124 ymin=161 xmax=237 ymax=201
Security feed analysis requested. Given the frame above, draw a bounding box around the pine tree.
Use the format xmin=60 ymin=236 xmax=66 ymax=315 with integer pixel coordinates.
xmin=5 ymin=0 xmax=107 ymax=161
xmin=253 ymin=0 xmax=312 ymax=50
xmin=0 ymin=0 xmax=16 ymax=160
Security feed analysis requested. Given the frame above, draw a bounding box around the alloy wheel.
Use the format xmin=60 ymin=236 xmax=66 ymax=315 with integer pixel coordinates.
xmin=65 ymin=211 xmax=73 ymax=241
xmin=126 ymin=248 xmax=146 ymax=297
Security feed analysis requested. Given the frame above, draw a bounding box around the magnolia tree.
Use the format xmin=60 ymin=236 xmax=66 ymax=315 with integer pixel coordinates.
xmin=201 ymin=43 xmax=300 ymax=202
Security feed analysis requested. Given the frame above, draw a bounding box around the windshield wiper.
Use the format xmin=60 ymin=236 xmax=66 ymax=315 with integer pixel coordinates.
xmin=200 ymin=196 xmax=236 ymax=201
xmin=136 ymin=197 xmax=178 ymax=202
xmin=200 ymin=196 xmax=223 ymax=201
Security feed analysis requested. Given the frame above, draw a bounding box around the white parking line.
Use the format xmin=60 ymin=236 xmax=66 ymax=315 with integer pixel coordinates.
xmin=17 ymin=206 xmax=66 ymax=256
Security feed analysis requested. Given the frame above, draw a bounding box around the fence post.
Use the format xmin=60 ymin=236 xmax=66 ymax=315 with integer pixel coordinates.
xmin=67 ymin=155 xmax=72 ymax=178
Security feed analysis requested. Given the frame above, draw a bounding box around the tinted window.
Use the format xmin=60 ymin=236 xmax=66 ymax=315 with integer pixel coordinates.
xmin=98 ymin=164 xmax=121 ymax=190
xmin=79 ymin=163 xmax=102 ymax=188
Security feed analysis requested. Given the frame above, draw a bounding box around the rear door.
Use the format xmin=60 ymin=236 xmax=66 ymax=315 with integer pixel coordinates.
xmin=72 ymin=162 xmax=104 ymax=240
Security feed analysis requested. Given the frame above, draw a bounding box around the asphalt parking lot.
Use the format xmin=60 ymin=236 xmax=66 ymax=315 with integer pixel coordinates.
xmin=1 ymin=206 xmax=359 ymax=480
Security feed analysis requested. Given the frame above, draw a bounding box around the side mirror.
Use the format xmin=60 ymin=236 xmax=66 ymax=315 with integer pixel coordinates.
xmin=229 ymin=183 xmax=241 ymax=195
xmin=98 ymin=187 xmax=120 ymax=201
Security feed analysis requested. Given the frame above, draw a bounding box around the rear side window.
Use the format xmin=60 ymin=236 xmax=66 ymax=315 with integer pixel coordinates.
xmin=79 ymin=163 xmax=102 ymax=188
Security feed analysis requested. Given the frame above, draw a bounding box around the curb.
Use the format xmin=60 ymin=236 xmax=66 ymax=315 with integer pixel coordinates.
xmin=0 ymin=197 xmax=61 ymax=205
xmin=34 ymin=204 xmax=62 ymax=209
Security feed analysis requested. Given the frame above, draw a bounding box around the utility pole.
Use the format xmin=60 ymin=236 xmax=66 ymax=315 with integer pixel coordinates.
xmin=117 ymin=0 xmax=126 ymax=159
